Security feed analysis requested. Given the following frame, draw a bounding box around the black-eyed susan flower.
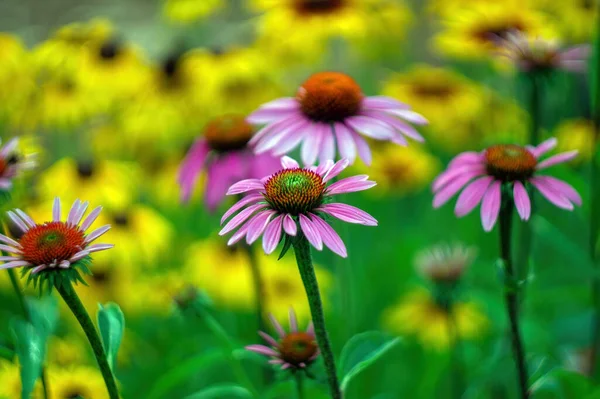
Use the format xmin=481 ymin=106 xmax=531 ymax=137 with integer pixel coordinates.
xmin=0 ymin=34 xmax=35 ymax=127
xmin=178 ymin=114 xmax=280 ymax=210
xmin=162 ymin=0 xmax=224 ymax=24
xmin=0 ymin=198 xmax=112 ymax=280
xmin=0 ymin=361 xmax=43 ymax=398
xmin=48 ymin=365 xmax=112 ymax=399
xmin=555 ymin=119 xmax=596 ymax=164
xmin=246 ymin=308 xmax=319 ymax=370
xmin=382 ymin=288 xmax=488 ymax=350
xmin=248 ymin=72 xmax=426 ymax=165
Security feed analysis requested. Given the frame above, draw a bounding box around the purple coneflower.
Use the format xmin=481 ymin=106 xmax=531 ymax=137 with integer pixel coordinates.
xmin=219 ymin=156 xmax=377 ymax=257
xmin=0 ymin=197 xmax=113 ymax=274
xmin=432 ymin=138 xmax=581 ymax=231
xmin=247 ymin=72 xmax=427 ymax=166
xmin=178 ymin=114 xmax=281 ymax=211
xmin=0 ymin=138 xmax=35 ymax=190
xmin=246 ymin=308 xmax=318 ymax=370
xmin=496 ymin=31 xmax=590 ymax=73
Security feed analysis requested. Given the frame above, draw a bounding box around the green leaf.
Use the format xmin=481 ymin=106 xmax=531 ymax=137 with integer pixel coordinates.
xmin=531 ymin=368 xmax=594 ymax=399
xmin=338 ymin=331 xmax=402 ymax=393
xmin=10 ymin=318 xmax=45 ymax=399
xmin=0 ymin=343 xmax=15 ymax=361
xmin=145 ymin=350 xmax=224 ymax=399
xmin=97 ymin=302 xmax=125 ymax=370
xmin=26 ymin=295 xmax=58 ymax=341
xmin=278 ymin=234 xmax=293 ymax=260
xmin=183 ymin=384 xmax=253 ymax=399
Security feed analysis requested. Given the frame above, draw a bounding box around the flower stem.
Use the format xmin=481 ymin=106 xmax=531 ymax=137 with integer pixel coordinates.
xmin=292 ymin=236 xmax=341 ymax=399
xmin=55 ymin=281 xmax=120 ymax=399
xmin=499 ymin=200 xmax=529 ymax=399
xmin=295 ymin=372 xmax=305 ymax=399
xmin=192 ymin=305 xmax=260 ymax=398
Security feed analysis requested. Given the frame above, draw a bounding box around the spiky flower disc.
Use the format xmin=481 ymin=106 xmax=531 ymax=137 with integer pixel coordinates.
xmin=264 ymin=169 xmax=326 ymax=214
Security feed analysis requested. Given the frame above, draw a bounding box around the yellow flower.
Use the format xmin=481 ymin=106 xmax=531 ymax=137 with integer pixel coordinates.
xmin=163 ymin=0 xmax=224 ymax=24
xmin=47 ymin=336 xmax=88 ymax=368
xmin=48 ymin=365 xmax=113 ymax=399
xmin=144 ymin=160 xmax=205 ymax=208
xmin=382 ymin=289 xmax=488 ymax=351
xmin=125 ymin=271 xmax=189 ymax=315
xmin=433 ymin=1 xmax=557 ymax=61
xmin=353 ymin=144 xmax=440 ymax=196
xmin=381 ymin=65 xmax=488 ymax=152
xmin=251 ymin=0 xmax=412 ymax=62
xmin=0 ymin=361 xmax=43 ymax=399
xmin=534 ymin=0 xmax=597 ymax=42
xmin=555 ymin=119 xmax=596 ymax=164
xmin=36 ymin=158 xmax=141 ymax=210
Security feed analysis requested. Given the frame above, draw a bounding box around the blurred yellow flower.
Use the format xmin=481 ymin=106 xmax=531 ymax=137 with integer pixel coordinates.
xmin=354 ymin=144 xmax=440 ymax=196
xmin=48 ymin=365 xmax=112 ymax=399
xmin=427 ymin=0 xmax=499 ymax=17
xmin=534 ymin=0 xmax=597 ymax=43
xmin=36 ymin=158 xmax=141 ymax=210
xmin=0 ymin=361 xmax=43 ymax=399
xmin=555 ymin=119 xmax=596 ymax=164
xmin=251 ymin=0 xmax=412 ymax=62
xmin=0 ymin=34 xmax=35 ymax=127
xmin=381 ymin=65 xmax=488 ymax=152
xmin=47 ymin=336 xmax=88 ymax=368
xmin=125 ymin=271 xmax=188 ymax=315
xmin=163 ymin=0 xmax=224 ymax=24
xmin=433 ymin=1 xmax=557 ymax=61
xmin=382 ymin=289 xmax=488 ymax=351
xmin=144 ymin=160 xmax=205 ymax=208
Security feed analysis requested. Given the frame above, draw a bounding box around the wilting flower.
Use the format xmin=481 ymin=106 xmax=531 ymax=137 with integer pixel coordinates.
xmin=0 ymin=138 xmax=35 ymax=190
xmin=432 ymin=138 xmax=581 ymax=231
xmin=219 ymin=156 xmax=377 ymax=257
xmin=0 ymin=197 xmax=113 ymax=275
xmin=415 ymin=243 xmax=476 ymax=283
xmin=178 ymin=115 xmax=281 ymax=210
xmin=496 ymin=31 xmax=591 ymax=73
xmin=246 ymin=308 xmax=318 ymax=370
xmin=248 ymin=72 xmax=426 ymax=165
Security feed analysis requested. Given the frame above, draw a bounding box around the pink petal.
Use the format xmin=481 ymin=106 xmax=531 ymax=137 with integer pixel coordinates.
xmin=299 ymin=214 xmax=323 ymax=251
xmin=448 ymin=151 xmax=485 ymax=169
xmin=254 ymin=118 xmax=307 ymax=154
xmin=85 ymin=225 xmax=111 ymax=244
xmin=308 ymin=214 xmax=347 ymax=257
xmin=289 ymin=308 xmax=298 ymax=332
xmin=530 ymin=137 xmax=558 ymax=158
xmin=536 ymin=150 xmax=578 ymax=170
xmin=315 ymin=160 xmax=334 ymax=176
xmin=246 ymin=211 xmax=276 ymax=245
xmin=480 ymin=181 xmax=502 ymax=232
xmin=86 ymin=244 xmax=114 ymax=253
xmin=319 ymin=127 xmax=336 ymax=163
xmin=247 ymin=108 xmax=299 ymax=125
xmin=245 ymin=345 xmax=279 ymax=357
xmin=204 ymin=153 xmax=243 ymax=212
xmin=360 ymin=110 xmax=425 ymax=142
xmin=220 ymin=193 xmax=263 ymax=224
xmin=178 ymin=139 xmax=210 ymax=202
xmin=7 ymin=211 xmax=27 ymax=233
xmin=530 ymin=177 xmax=574 ymax=210
xmin=281 ymin=156 xmax=300 ymax=169
xmin=386 ymin=109 xmax=428 ymax=125
xmin=258 ymin=331 xmax=279 ymax=347
xmin=14 ymin=210 xmax=35 ymax=228
xmin=262 ymin=215 xmax=284 ymax=254
xmin=227 ymin=223 xmax=251 ymax=246
xmin=326 ymin=175 xmax=374 ymax=195
xmin=318 ymin=203 xmax=378 ymax=226
xmin=52 ymin=197 xmax=61 ymax=222
xmin=283 ymin=214 xmax=297 ymax=236
xmin=533 ymin=176 xmax=582 ymax=206
xmin=0 ymin=234 xmax=19 ymax=247
xmin=252 ymin=97 xmax=298 ymax=112
xmin=269 ymin=314 xmax=286 ymax=338
xmin=80 ymin=206 xmax=103 ymax=232
xmin=345 ymin=116 xmax=395 ymax=140
xmin=432 ymin=164 xmax=486 ymax=193
xmin=323 ymin=159 xmax=350 ymax=183
xmin=301 ymin=124 xmax=325 ymax=166
xmin=67 ymin=199 xmax=81 ymax=225
xmin=432 ymin=170 xmax=484 ymax=208
xmin=220 ymin=203 xmax=268 ymax=235
xmin=227 ymin=179 xmax=264 ymax=195
xmin=513 ymin=181 xmax=531 ymax=221
xmin=348 ymin=127 xmax=372 ymax=165
xmin=0 ymin=244 xmax=21 ymax=254
xmin=334 ymin=122 xmax=357 ymax=164
xmin=362 ymin=96 xmax=410 ymax=110
xmin=270 ymin=120 xmax=312 ymax=157
xmin=454 ymin=176 xmax=494 ymax=217
xmin=0 ymin=260 xmax=30 ymax=270
xmin=0 ymin=138 xmax=18 ymax=158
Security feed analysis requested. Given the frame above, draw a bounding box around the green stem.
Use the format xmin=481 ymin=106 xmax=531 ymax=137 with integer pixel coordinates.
xmin=55 ymin=281 xmax=120 ymax=399
xmin=446 ymin=299 xmax=464 ymax=399
xmin=244 ymin=244 xmax=267 ymax=334
xmin=193 ymin=305 xmax=259 ymax=398
xmin=528 ymin=73 xmax=541 ymax=146
xmin=499 ymin=201 xmax=529 ymax=399
xmin=295 ymin=372 xmax=305 ymax=399
xmin=292 ymin=236 xmax=341 ymax=399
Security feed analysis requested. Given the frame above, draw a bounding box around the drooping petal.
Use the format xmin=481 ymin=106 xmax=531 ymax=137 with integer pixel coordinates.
xmin=533 ymin=175 xmax=582 ymax=206
xmin=480 ymin=181 xmax=502 ymax=232
xmin=536 ymin=150 xmax=578 ymax=170
xmin=301 ymin=123 xmax=324 ymax=166
xmin=299 ymin=214 xmax=323 ymax=251
xmin=263 ymin=215 xmax=284 ymax=254
xmin=204 ymin=154 xmax=242 ymax=212
xmin=14 ymin=209 xmax=35 ymax=228
xmin=254 ymin=118 xmax=307 ymax=154
xmin=530 ymin=177 xmax=574 ymax=210
xmin=319 ymin=126 xmax=336 ymax=163
xmin=178 ymin=139 xmax=210 ymax=202
xmin=386 ymin=109 xmax=428 ymax=125
xmin=360 ymin=110 xmax=425 ymax=142
xmin=318 ymin=203 xmax=378 ymax=226
xmin=227 ymin=179 xmax=265 ymax=195
xmin=220 ymin=203 xmax=268 ymax=235
xmin=432 ymin=171 xmax=484 ymax=208
xmin=334 ymin=122 xmax=357 ymax=164
xmin=0 ymin=260 xmax=30 ymax=270
xmin=322 ymin=159 xmax=350 ymax=183
xmin=7 ymin=211 xmax=28 ymax=233
xmin=227 ymin=223 xmax=251 ymax=246
xmin=245 ymin=345 xmax=280 ymax=357
xmin=309 ymin=214 xmax=347 ymax=257
xmin=281 ymin=156 xmax=300 ymax=169
xmin=246 ymin=211 xmax=276 ymax=245
xmin=454 ymin=176 xmax=494 ymax=217
xmin=220 ymin=193 xmax=263 ymax=224
xmin=345 ymin=116 xmax=395 ymax=140
xmin=270 ymin=120 xmax=312 ymax=157
xmin=513 ymin=181 xmax=531 ymax=221
xmin=349 ymin=128 xmax=372 ymax=165
xmin=0 ymin=234 xmax=20 ymax=247
xmin=447 ymin=151 xmax=486 ymax=169
xmin=283 ymin=214 xmax=297 ymax=236
xmin=0 ymin=244 xmax=21 ymax=254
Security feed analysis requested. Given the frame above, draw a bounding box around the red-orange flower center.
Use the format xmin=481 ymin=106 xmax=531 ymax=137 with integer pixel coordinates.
xmin=293 ymin=0 xmax=345 ymax=15
xmin=297 ymin=72 xmax=363 ymax=122
xmin=278 ymin=332 xmax=318 ymax=366
xmin=19 ymin=222 xmax=85 ymax=266
xmin=264 ymin=169 xmax=326 ymax=215
xmin=485 ymin=144 xmax=537 ymax=181
xmin=204 ymin=115 xmax=254 ymax=152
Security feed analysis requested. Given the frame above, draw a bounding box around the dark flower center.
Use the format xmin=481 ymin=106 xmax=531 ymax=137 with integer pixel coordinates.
xmin=99 ymin=39 xmax=121 ymax=60
xmin=474 ymin=24 xmax=525 ymax=45
xmin=264 ymin=169 xmax=326 ymax=215
xmin=162 ymin=54 xmax=181 ymax=78
xmin=19 ymin=221 xmax=85 ymax=266
xmin=76 ymin=161 xmax=94 ymax=179
xmin=294 ymin=0 xmax=345 ymax=15
xmin=278 ymin=332 xmax=318 ymax=366
xmin=485 ymin=144 xmax=537 ymax=182
xmin=204 ymin=115 xmax=254 ymax=152
xmin=273 ymin=278 xmax=296 ymax=297
xmin=113 ymin=212 xmax=129 ymax=227
xmin=297 ymin=72 xmax=363 ymax=122
xmin=412 ymin=82 xmax=456 ymax=99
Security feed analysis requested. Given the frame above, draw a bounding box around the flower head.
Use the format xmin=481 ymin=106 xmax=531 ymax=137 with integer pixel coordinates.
xmin=415 ymin=243 xmax=476 ymax=283
xmin=178 ymin=114 xmax=281 ymax=210
xmin=219 ymin=156 xmax=377 ymax=257
xmin=0 ymin=197 xmax=113 ymax=285
xmin=432 ymin=138 xmax=581 ymax=231
xmin=248 ymin=72 xmax=426 ymax=166
xmin=0 ymin=138 xmax=35 ymax=191
xmin=496 ymin=31 xmax=591 ymax=73
xmin=246 ymin=308 xmax=318 ymax=370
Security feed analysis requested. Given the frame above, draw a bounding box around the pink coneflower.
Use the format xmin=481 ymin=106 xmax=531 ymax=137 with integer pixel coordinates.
xmin=0 ymin=197 xmax=113 ymax=274
xmin=432 ymin=138 xmax=581 ymax=231
xmin=247 ymin=72 xmax=427 ymax=166
xmin=0 ymin=138 xmax=35 ymax=190
xmin=496 ymin=31 xmax=591 ymax=73
xmin=178 ymin=114 xmax=281 ymax=211
xmin=246 ymin=308 xmax=318 ymax=370
xmin=219 ymin=156 xmax=377 ymax=257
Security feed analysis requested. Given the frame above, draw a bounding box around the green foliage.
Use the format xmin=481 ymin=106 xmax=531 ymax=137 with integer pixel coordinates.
xmin=183 ymin=384 xmax=253 ymax=399
xmin=24 ymin=256 xmax=92 ymax=296
xmin=97 ymin=302 xmax=125 ymax=371
xmin=9 ymin=319 xmax=45 ymax=399
xmin=531 ymin=369 xmax=595 ymax=399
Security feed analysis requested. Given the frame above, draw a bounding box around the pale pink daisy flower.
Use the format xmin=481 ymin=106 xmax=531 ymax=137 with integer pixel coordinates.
xmin=0 ymin=137 xmax=36 ymax=190
xmin=0 ymin=197 xmax=113 ymax=274
xmin=219 ymin=156 xmax=377 ymax=257
xmin=246 ymin=308 xmax=319 ymax=370
xmin=178 ymin=114 xmax=280 ymax=211
xmin=247 ymin=71 xmax=427 ymax=166
xmin=432 ymin=138 xmax=581 ymax=232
